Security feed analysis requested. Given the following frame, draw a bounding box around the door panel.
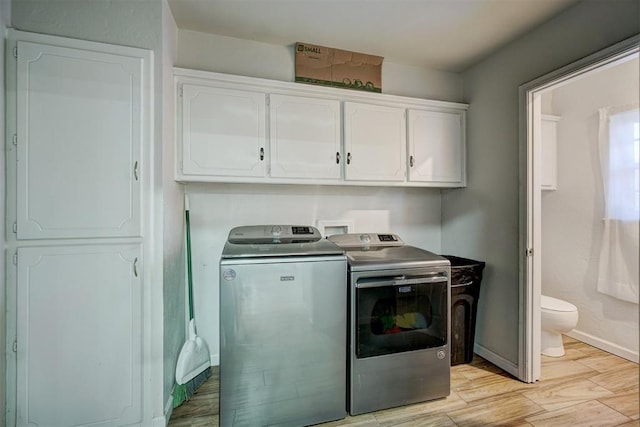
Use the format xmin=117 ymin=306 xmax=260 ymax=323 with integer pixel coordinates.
xmin=16 ymin=244 xmax=142 ymax=427
xmin=270 ymin=94 xmax=341 ymax=179
xmin=16 ymin=41 xmax=142 ymax=239
xmin=181 ymin=84 xmax=266 ymax=177
xmin=344 ymin=102 xmax=406 ymax=181
xmin=408 ymin=109 xmax=464 ymax=184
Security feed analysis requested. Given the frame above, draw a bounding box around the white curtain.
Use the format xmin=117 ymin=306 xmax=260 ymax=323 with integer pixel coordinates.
xmin=597 ymin=105 xmax=639 ymax=304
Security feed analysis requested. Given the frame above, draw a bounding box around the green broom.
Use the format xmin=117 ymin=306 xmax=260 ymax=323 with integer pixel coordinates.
xmin=173 ymin=195 xmax=211 ymax=408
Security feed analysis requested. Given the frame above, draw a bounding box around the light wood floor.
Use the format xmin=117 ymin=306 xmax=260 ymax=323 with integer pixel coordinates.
xmin=168 ymin=336 xmax=639 ymax=426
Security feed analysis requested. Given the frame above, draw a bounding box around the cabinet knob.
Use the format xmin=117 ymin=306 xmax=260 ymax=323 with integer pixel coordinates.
xmin=336 ymin=152 xmax=340 ymax=164
xmin=259 ymin=147 xmax=264 ymax=161
xmin=134 ymin=161 xmax=139 ymax=180
xmin=347 ymin=152 xmax=352 ymax=165
xmin=409 ymin=155 xmax=414 ymax=167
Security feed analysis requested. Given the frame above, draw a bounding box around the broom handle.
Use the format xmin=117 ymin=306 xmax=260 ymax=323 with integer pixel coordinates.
xmin=185 ymin=194 xmax=195 ymax=321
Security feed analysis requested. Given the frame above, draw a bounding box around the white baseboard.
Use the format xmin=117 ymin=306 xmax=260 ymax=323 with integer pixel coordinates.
xmin=158 ymin=387 xmax=174 ymax=427
xmin=153 ymin=413 xmax=169 ymax=427
xmin=567 ymin=330 xmax=639 ymax=363
xmin=473 ymin=343 xmax=520 ymax=378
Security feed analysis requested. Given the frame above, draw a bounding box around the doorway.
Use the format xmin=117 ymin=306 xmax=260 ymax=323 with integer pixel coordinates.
xmin=519 ymin=35 xmax=640 ymax=383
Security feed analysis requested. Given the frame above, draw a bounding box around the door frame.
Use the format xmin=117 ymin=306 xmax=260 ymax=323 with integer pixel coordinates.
xmin=517 ymin=34 xmax=640 ymax=383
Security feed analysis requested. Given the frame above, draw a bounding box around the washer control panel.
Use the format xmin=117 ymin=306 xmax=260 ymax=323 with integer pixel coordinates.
xmin=228 ymin=225 xmax=321 ymax=244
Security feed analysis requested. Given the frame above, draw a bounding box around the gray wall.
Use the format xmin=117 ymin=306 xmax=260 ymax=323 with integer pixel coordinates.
xmin=161 ymin=0 xmax=186 ymax=415
xmin=177 ymin=29 xmax=464 ymax=102
xmin=443 ymin=0 xmax=640 ymax=365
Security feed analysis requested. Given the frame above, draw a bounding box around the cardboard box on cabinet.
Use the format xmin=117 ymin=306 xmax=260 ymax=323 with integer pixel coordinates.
xmin=295 ymin=42 xmax=383 ymax=93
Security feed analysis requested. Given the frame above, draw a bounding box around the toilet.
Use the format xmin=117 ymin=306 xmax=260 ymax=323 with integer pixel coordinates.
xmin=541 ymin=295 xmax=579 ymax=357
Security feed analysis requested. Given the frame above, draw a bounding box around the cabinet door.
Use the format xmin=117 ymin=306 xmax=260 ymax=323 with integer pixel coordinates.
xmin=407 ymin=109 xmax=465 ymax=185
xmin=16 ymin=41 xmax=143 ymax=239
xmin=181 ymin=84 xmax=266 ymax=177
xmin=15 ymin=244 xmax=142 ymax=427
xmin=541 ymin=116 xmax=559 ymax=191
xmin=269 ymin=94 xmax=341 ymax=179
xmin=344 ymin=102 xmax=406 ymax=181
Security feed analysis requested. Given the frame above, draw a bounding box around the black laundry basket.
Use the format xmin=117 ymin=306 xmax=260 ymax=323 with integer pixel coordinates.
xmin=443 ymin=255 xmax=486 ymax=365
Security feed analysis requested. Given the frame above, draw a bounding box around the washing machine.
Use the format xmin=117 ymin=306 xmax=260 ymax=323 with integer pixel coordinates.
xmin=328 ymin=233 xmax=451 ymax=415
xmin=219 ymin=225 xmax=347 ymax=426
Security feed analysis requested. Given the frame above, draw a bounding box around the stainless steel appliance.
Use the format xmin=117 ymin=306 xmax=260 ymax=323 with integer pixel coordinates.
xmin=328 ymin=233 xmax=451 ymax=415
xmin=219 ymin=225 xmax=347 ymax=426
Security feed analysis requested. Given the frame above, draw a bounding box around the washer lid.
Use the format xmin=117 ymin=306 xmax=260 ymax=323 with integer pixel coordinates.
xmin=221 ymin=225 xmax=344 ymax=258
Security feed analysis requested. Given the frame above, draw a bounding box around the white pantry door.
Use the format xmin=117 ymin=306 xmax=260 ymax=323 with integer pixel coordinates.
xmin=15 ymin=245 xmax=143 ymax=427
xmin=16 ymin=41 xmax=143 ymax=239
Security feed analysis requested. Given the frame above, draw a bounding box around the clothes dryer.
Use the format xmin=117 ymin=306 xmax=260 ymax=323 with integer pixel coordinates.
xmin=328 ymin=233 xmax=451 ymax=415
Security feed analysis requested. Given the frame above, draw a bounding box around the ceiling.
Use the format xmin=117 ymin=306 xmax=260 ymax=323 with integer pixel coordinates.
xmin=167 ymin=0 xmax=580 ymax=72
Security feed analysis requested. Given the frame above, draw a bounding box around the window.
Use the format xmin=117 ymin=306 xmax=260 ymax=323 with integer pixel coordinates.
xmin=604 ymin=107 xmax=640 ymax=221
xmin=597 ymin=105 xmax=639 ymax=304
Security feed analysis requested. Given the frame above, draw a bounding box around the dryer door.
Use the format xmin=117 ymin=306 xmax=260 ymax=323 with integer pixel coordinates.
xmin=355 ymin=271 xmax=448 ymax=358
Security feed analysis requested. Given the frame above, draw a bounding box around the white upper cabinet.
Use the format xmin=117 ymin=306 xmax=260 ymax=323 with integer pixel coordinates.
xmin=344 ymin=101 xmax=406 ymax=182
xmin=269 ymin=94 xmax=341 ymax=179
xmin=541 ymin=115 xmax=560 ymax=191
xmin=181 ymin=84 xmax=267 ymax=178
xmin=174 ymin=68 xmax=468 ymax=187
xmin=407 ymin=109 xmax=466 ymax=186
xmin=16 ymin=41 xmax=143 ymax=239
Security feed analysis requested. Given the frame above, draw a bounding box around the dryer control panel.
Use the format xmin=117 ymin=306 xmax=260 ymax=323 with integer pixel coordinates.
xmin=328 ymin=233 xmax=405 ymax=249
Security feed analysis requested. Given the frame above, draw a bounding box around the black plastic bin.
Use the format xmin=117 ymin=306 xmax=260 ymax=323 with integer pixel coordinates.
xmin=443 ymin=255 xmax=486 ymax=365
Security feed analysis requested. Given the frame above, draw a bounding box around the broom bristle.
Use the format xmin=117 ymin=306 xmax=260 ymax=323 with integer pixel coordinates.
xmin=172 ymin=367 xmax=212 ymax=408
